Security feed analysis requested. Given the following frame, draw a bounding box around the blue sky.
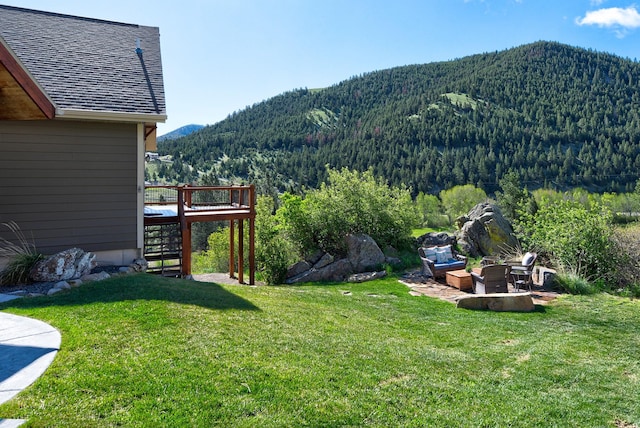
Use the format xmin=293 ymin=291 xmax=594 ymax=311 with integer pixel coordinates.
xmin=4 ymin=1 xmax=640 ymax=135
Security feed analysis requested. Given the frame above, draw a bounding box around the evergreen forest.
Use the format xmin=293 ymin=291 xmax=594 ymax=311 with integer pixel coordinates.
xmin=156 ymin=41 xmax=640 ymax=196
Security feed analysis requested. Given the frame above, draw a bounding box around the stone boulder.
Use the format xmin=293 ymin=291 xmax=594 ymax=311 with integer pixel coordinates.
xmin=286 ymin=260 xmax=312 ymax=279
xmin=285 ymin=234 xmax=390 ymax=284
xmin=416 ymin=232 xmax=456 ymax=248
xmin=456 ymin=203 xmax=519 ymax=257
xmin=348 ymin=271 xmax=387 ymax=283
xmin=286 ymin=258 xmax=353 ymax=283
xmin=30 ymin=248 xmax=96 ymax=282
xmin=346 ymin=234 xmax=386 ymax=272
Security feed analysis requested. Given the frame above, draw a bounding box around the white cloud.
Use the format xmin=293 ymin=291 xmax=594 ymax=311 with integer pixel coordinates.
xmin=590 ymin=0 xmax=607 ymax=6
xmin=576 ymin=6 xmax=640 ymax=29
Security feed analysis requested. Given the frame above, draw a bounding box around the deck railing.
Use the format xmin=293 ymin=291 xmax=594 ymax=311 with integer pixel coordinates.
xmin=144 ymin=185 xmax=256 ymax=284
xmin=145 ymin=185 xmax=178 ymax=204
xmin=144 ymin=185 xmax=255 ymax=212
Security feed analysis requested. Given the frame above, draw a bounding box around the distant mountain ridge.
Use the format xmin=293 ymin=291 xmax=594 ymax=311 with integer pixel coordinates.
xmin=159 ymin=41 xmax=640 ymax=194
xmin=158 ymin=124 xmax=204 ymax=142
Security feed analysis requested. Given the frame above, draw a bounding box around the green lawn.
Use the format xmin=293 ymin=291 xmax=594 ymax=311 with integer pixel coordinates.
xmin=1 ymin=274 xmax=639 ymax=427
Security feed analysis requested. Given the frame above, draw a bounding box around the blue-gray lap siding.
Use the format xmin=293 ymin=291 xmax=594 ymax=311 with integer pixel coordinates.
xmin=0 ymin=120 xmax=138 ymax=254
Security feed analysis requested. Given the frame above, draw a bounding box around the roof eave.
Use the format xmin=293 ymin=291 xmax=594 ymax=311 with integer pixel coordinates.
xmin=0 ymin=36 xmax=56 ymax=119
xmin=55 ymin=108 xmax=167 ymax=123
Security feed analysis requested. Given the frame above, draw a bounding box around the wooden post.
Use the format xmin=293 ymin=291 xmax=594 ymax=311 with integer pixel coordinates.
xmin=178 ymin=186 xmax=191 ymax=277
xmin=238 ymin=218 xmax=244 ymax=284
xmin=182 ymin=223 xmax=192 ymax=276
xmin=229 ymin=219 xmax=235 ymax=279
xmin=249 ymin=185 xmax=255 ymax=285
xmin=249 ymin=215 xmax=255 ymax=285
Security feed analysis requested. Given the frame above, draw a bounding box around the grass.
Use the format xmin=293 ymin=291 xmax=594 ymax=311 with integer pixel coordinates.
xmin=411 ymin=226 xmax=454 ymax=237
xmin=1 ymin=274 xmax=640 ymax=426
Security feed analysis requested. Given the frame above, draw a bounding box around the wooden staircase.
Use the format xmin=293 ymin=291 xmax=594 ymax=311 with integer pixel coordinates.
xmin=143 ymin=221 xmax=182 ymax=277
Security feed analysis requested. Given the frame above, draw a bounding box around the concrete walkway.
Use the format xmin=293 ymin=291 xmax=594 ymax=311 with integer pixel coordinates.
xmin=0 ymin=311 xmax=61 ymax=427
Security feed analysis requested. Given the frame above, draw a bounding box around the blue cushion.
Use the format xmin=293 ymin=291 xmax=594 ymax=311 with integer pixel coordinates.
xmin=434 ymin=260 xmax=465 ymax=270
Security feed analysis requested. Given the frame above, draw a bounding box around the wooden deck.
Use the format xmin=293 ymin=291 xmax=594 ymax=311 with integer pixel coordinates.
xmin=144 ymin=185 xmax=256 ymax=284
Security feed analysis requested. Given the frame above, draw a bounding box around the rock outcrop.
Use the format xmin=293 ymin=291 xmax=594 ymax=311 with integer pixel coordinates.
xmin=455 ymin=203 xmax=519 ymax=257
xmin=285 ymin=234 xmax=397 ymax=284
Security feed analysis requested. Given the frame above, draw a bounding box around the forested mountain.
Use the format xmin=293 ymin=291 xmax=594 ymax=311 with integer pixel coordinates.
xmin=157 ymin=124 xmax=204 ymax=142
xmin=158 ymin=41 xmax=640 ymax=195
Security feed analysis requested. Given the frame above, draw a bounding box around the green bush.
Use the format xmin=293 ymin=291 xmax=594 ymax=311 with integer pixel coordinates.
xmin=256 ymin=195 xmax=296 ymax=285
xmin=517 ymin=200 xmax=623 ymax=287
xmin=415 ymin=192 xmax=450 ymax=227
xmin=552 ymin=271 xmax=602 ymax=295
xmin=439 ymin=184 xmax=487 ymax=222
xmin=191 ymin=227 xmax=234 ymax=274
xmin=279 ymin=167 xmax=419 ymax=257
xmin=191 ymin=226 xmax=253 ymax=275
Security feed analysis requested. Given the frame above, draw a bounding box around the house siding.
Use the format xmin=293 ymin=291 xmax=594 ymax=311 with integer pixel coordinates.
xmin=0 ymin=120 xmax=139 ymax=255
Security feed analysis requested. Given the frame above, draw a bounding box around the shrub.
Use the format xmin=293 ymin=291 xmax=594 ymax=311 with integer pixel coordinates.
xmin=279 ymin=167 xmax=418 ymax=257
xmin=517 ymin=200 xmax=623 ymax=287
xmin=612 ymin=224 xmax=640 ymax=294
xmin=439 ymin=185 xmax=487 ymax=222
xmin=191 ymin=227 xmax=235 ymax=274
xmin=415 ymin=192 xmax=449 ymax=228
xmin=256 ymin=195 xmax=296 ymax=285
xmin=553 ymin=271 xmax=602 ymax=295
xmin=495 ymin=171 xmax=537 ymax=222
xmin=0 ymin=221 xmax=43 ymax=285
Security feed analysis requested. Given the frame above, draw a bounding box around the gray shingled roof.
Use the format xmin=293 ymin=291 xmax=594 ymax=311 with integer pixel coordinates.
xmin=0 ymin=5 xmax=166 ymax=117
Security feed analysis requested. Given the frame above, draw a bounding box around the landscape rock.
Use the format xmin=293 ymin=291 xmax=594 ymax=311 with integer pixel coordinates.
xmin=305 ymin=250 xmax=325 ymax=266
xmin=313 ymin=253 xmax=335 ymax=269
xmin=348 ymin=271 xmax=387 ymax=283
xmin=534 ymin=266 xmax=556 ymax=288
xmin=416 ymin=232 xmax=456 ymax=248
xmin=68 ymin=279 xmax=83 ymax=287
xmin=455 ymin=293 xmax=535 ymax=312
xmin=47 ymin=287 xmax=63 ymax=296
xmin=286 ymin=259 xmax=353 ymax=284
xmin=130 ymin=258 xmax=148 ymax=272
xmin=346 ymin=234 xmax=386 ymax=272
xmin=30 ymin=248 xmax=96 ymax=282
xmin=80 ymin=271 xmax=111 ymax=282
xmin=286 ymin=260 xmax=312 ymax=279
xmin=54 ymin=281 xmax=71 ymax=290
xmin=456 ymin=203 xmax=519 ymax=257
xmin=285 ymin=234 xmax=388 ymax=284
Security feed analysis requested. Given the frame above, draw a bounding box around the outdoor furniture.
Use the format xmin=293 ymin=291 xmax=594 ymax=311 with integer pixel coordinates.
xmin=418 ymin=245 xmax=467 ymax=278
xmin=508 ymin=252 xmax=537 ymax=291
xmin=471 ymin=264 xmax=511 ymax=294
xmin=445 ymin=269 xmax=472 ymax=291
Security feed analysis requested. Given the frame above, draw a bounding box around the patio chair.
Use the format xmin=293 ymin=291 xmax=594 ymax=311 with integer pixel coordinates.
xmin=471 ymin=264 xmax=511 ymax=294
xmin=509 ymin=252 xmax=537 ymax=291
